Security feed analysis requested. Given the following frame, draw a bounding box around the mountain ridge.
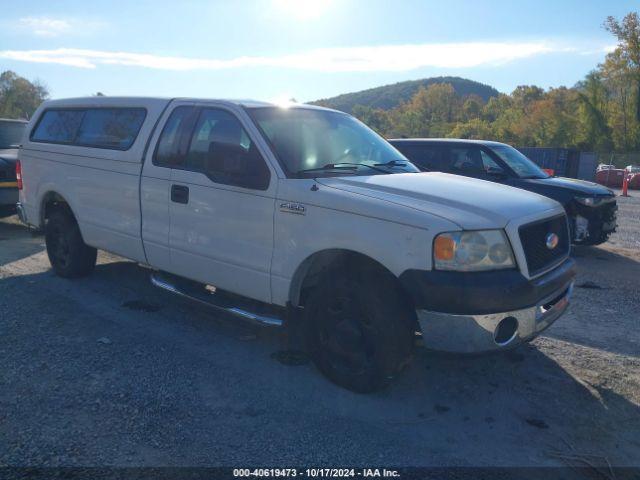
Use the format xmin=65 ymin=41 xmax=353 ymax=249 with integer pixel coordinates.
xmin=311 ymin=76 xmax=500 ymax=113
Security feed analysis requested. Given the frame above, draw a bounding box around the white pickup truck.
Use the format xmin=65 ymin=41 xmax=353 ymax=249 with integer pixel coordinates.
xmin=17 ymin=97 xmax=576 ymax=392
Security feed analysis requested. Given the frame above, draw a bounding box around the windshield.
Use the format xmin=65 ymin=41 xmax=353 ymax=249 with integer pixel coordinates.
xmin=247 ymin=107 xmax=418 ymax=177
xmin=488 ymin=144 xmax=549 ymax=179
xmin=0 ymin=121 xmax=27 ymax=149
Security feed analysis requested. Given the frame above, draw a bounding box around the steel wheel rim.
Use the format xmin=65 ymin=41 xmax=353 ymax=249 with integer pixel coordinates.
xmin=318 ymin=294 xmax=375 ymax=376
xmin=50 ymin=225 xmax=71 ymax=268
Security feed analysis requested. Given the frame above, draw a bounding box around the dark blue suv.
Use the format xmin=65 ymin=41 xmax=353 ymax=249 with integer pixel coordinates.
xmin=389 ymin=138 xmax=617 ymax=245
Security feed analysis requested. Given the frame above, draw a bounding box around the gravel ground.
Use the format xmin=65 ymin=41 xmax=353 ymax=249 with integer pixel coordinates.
xmin=0 ymin=193 xmax=639 ymax=469
xmin=607 ymin=188 xmax=640 ymax=251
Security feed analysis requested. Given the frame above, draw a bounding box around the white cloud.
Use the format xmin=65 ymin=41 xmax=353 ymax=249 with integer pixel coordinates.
xmin=14 ymin=16 xmax=107 ymax=38
xmin=577 ymin=44 xmax=618 ymax=56
xmin=18 ymin=17 xmax=72 ymax=37
xmin=0 ymin=42 xmax=558 ymax=72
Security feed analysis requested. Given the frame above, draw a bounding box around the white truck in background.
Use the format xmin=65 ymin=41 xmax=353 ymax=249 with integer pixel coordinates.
xmin=17 ymin=97 xmax=576 ymax=392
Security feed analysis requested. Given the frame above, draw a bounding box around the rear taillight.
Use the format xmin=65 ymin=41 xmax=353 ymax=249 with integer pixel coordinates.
xmin=16 ymin=159 xmax=23 ymax=190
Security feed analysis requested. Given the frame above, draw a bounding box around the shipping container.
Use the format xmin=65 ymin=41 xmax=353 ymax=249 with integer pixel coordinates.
xmin=517 ymin=147 xmax=570 ymax=177
xmin=576 ymin=152 xmax=597 ymax=181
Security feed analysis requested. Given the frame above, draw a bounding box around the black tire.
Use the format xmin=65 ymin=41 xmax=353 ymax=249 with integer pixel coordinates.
xmin=592 ymin=231 xmax=612 ymax=245
xmin=305 ymin=268 xmax=415 ymax=393
xmin=45 ymin=208 xmax=97 ymax=278
xmin=577 ymin=230 xmax=612 ymax=246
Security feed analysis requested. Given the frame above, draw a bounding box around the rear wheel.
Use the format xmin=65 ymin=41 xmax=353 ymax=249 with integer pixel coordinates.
xmin=305 ymin=269 xmax=414 ymax=393
xmin=45 ymin=208 xmax=97 ymax=278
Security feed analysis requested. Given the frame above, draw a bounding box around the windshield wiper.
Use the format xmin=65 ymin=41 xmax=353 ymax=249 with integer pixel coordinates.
xmin=374 ymin=160 xmax=408 ymax=168
xmin=296 ymin=164 xmax=359 ymax=175
xmin=297 ymin=162 xmax=388 ymax=175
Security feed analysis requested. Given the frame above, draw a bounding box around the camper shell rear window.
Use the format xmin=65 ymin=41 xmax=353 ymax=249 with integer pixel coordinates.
xmin=31 ymin=107 xmax=147 ymax=151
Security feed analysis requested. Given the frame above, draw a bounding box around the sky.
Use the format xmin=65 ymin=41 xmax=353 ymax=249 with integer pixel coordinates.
xmin=0 ymin=0 xmax=636 ymax=103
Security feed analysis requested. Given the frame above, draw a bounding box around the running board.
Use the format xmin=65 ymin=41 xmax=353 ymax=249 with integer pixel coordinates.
xmin=150 ymin=272 xmax=283 ymax=327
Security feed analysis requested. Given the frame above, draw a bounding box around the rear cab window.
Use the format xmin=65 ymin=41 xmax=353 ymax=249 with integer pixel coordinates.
xmin=30 ymin=108 xmax=147 ymax=150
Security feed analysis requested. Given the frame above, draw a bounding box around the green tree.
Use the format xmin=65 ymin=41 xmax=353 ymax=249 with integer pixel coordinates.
xmin=449 ymin=119 xmax=495 ymax=139
xmin=0 ymin=71 xmax=48 ymax=119
xmin=461 ymin=95 xmax=483 ymax=121
xmin=351 ymin=105 xmax=390 ymax=135
xmin=604 ymin=12 xmax=640 ymax=121
xmin=511 ymin=85 xmax=545 ymax=114
xmin=575 ymin=72 xmax=613 ymax=151
xmin=600 ymin=45 xmax=639 ymax=150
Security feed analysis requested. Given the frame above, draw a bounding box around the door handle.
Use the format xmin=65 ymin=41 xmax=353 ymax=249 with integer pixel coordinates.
xmin=171 ymin=184 xmax=189 ymax=204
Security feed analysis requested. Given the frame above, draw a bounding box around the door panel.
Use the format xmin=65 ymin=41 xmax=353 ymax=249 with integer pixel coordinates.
xmin=168 ymin=170 xmax=274 ymax=302
xmin=140 ymin=175 xmax=171 ymax=269
xmin=167 ymin=106 xmax=275 ymax=303
xmin=141 ymin=102 xmax=195 ymax=271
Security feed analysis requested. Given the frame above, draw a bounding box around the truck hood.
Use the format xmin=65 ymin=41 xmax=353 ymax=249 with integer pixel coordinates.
xmin=316 ymin=172 xmax=561 ymax=229
xmin=521 ymin=176 xmax=613 ymax=196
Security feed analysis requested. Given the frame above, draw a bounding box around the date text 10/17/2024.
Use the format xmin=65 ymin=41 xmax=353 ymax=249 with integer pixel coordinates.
xmin=233 ymin=469 xmax=401 ymax=478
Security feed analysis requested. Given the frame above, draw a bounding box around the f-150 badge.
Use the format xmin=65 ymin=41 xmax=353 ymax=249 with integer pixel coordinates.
xmin=280 ymin=202 xmax=306 ymax=215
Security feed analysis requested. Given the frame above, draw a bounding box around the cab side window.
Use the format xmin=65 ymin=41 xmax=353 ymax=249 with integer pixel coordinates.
xmin=443 ymin=146 xmax=498 ymax=174
xmin=395 ymin=145 xmax=445 ymax=171
xmin=448 ymin=147 xmax=485 ymax=175
xmin=154 ymin=106 xmax=195 ymax=167
xmin=480 ymin=149 xmax=502 ymax=172
xmin=184 ymin=108 xmax=270 ymax=190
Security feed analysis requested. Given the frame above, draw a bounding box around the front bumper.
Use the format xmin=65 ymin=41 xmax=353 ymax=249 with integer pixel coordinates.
xmin=401 ymin=258 xmax=576 ymax=353
xmin=417 ymin=283 xmax=572 ymax=353
xmin=571 ymin=198 xmax=617 ymax=243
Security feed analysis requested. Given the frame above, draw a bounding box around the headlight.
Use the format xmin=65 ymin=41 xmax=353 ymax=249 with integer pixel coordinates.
xmin=433 ymin=230 xmax=515 ymax=271
xmin=575 ymin=196 xmax=606 ymax=207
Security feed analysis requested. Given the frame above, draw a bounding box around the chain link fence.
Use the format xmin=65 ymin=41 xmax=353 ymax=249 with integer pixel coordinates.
xmin=595 ymin=152 xmax=640 ymax=168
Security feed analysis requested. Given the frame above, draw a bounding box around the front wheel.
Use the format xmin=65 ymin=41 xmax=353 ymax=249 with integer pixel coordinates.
xmin=305 ymin=270 xmax=415 ymax=393
xmin=592 ymin=231 xmax=612 ymax=245
xmin=45 ymin=208 xmax=97 ymax=278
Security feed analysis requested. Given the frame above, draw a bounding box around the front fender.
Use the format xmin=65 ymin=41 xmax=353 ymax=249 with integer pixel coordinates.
xmin=269 ymin=178 xmax=460 ymax=306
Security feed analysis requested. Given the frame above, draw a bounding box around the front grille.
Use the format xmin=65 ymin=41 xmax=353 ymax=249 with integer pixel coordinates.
xmin=599 ymin=200 xmax=617 ymax=222
xmin=519 ymin=215 xmax=569 ymax=276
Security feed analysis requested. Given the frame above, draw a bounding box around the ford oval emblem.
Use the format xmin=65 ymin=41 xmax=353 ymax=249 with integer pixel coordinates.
xmin=546 ymin=233 xmax=559 ymax=250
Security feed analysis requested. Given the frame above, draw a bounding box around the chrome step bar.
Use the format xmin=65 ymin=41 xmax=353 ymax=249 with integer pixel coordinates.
xmin=150 ymin=273 xmax=283 ymax=327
